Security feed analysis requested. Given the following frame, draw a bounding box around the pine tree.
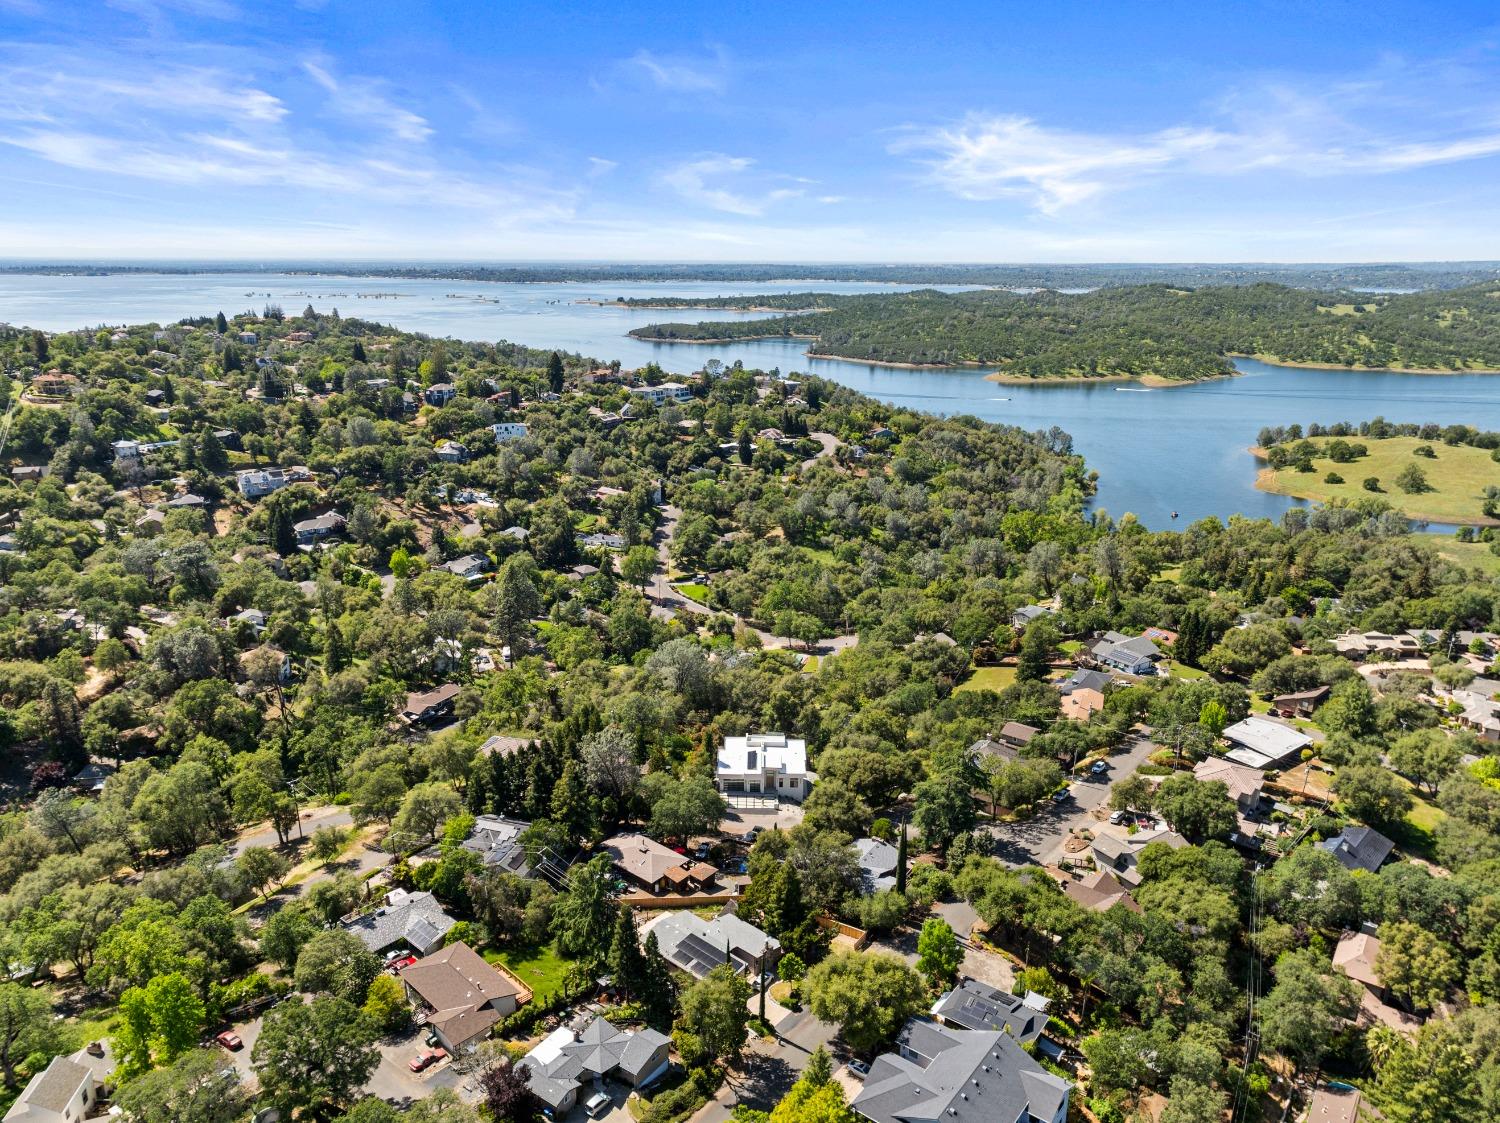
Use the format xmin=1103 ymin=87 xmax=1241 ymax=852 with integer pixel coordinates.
xmin=550 ymin=760 xmax=591 ymax=844
xmin=351 ymin=340 xmax=366 ymax=362
xmin=199 ymin=426 xmax=228 ymax=472
xmin=322 ymin=618 xmax=347 ymax=673
xmin=609 ymin=908 xmax=648 ymax=997
xmin=896 ymin=821 xmax=908 ymax=895
xmin=640 ymin=932 xmax=677 ymax=1032
xmin=268 ymin=502 xmax=297 ymax=557
xmin=547 ymin=351 xmax=565 ymax=394
xmin=161 ymin=375 xmax=175 ymax=404
xmin=805 ymin=1046 xmax=833 ymax=1088
xmin=215 ymin=311 xmax=229 ymax=333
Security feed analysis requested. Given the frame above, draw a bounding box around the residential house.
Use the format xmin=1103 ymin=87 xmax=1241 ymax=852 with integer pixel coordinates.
xmin=1058 ymin=868 xmax=1139 ymax=913
xmin=997 ymin=721 xmax=1039 ymax=750
xmin=1333 ymin=927 xmax=1422 ymax=1032
xmin=143 ymin=387 xmax=166 ymax=406
xmin=1319 ymin=826 xmax=1395 ymax=874
xmin=855 ymin=837 xmax=901 ymax=894
xmin=1193 ymin=757 xmax=1266 ymax=818
xmin=164 ymin=492 xmax=207 ymax=510
xmin=435 ymin=440 xmax=469 ymax=463
xmin=715 ymin=732 xmax=812 ymax=802
xmin=237 ymin=645 xmax=291 ymax=685
xmin=930 ymin=979 xmax=1048 ymax=1045
xmin=1011 ymin=604 xmax=1053 ymax=629
xmin=1060 ymin=688 xmax=1105 ymax=721
xmin=1221 ymin=716 xmax=1312 ymax=770
xmin=344 ymin=889 xmax=456 ymax=956
xmin=647 ymin=911 xmax=780 ymax=980
xmin=228 ymin=606 xmax=268 ymax=636
xmin=112 ymin=438 xmax=178 ymax=465
xmin=3 ymin=1055 xmax=100 ymax=1123
xmin=1304 ymin=1085 xmax=1366 ymax=1123
xmin=293 ymin=511 xmax=345 ymax=545
xmin=602 ymin=833 xmax=718 ymax=895
xmin=1059 ymin=668 xmax=1112 ymax=696
xmin=480 ymin=734 xmax=534 ymax=757
xmin=424 ymin=383 xmax=457 ymax=406
xmin=626 ymin=382 xmax=693 ymax=406
xmin=519 ymin=1015 xmax=672 ymax=1116
xmin=1141 ymin=626 xmax=1179 ymax=647
xmin=1453 ymin=688 xmax=1500 ymax=742
xmin=439 ymin=553 xmax=491 ymax=581
xmin=1090 ymin=829 xmax=1187 ymax=887
xmin=235 ymin=465 xmax=309 ymax=498
xmin=400 ymin=683 xmax=462 ymax=725
xmin=499 ymin=525 xmax=529 ymax=542
xmin=851 ymin=1020 xmax=1069 ymax=1123
xmin=1086 ymin=631 xmax=1161 ymax=675
xmin=1271 ymin=685 xmax=1330 ymax=717
xmin=30 ymin=371 xmax=79 ymax=398
xmin=1333 ymin=632 xmax=1423 ymax=661
xmin=236 ymin=331 xmax=258 ymax=344
xmin=577 ymin=531 xmax=626 ymax=550
xmin=10 ymin=466 xmax=45 ymax=483
xmin=490 ymin=422 xmax=528 ymax=443
xmin=462 ymin=815 xmax=532 ymax=876
xmin=399 ymin=941 xmax=522 ymax=1053
xmin=133 ymin=509 xmax=165 ymax=533
xmin=70 ymin=762 xmax=115 ymax=796
xmin=967 ymin=737 xmax=1018 ymax=767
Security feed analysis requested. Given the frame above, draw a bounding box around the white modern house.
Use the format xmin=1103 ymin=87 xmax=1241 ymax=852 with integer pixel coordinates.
xmin=1221 ymin=716 xmax=1312 ymax=770
xmin=490 ymin=422 xmax=529 ymax=443
xmin=627 ymin=382 xmax=694 ymax=406
xmin=716 ymin=732 xmax=812 ymax=801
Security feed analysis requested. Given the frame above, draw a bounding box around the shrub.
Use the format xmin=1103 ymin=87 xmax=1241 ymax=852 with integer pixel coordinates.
xmin=1324 ymin=472 xmax=1344 ymax=484
xmin=1363 ymin=477 xmax=1382 ymax=492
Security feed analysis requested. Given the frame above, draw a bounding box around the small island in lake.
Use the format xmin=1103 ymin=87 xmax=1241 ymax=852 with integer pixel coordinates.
xmin=1253 ymin=421 xmax=1500 ymax=524
xmin=625 ymin=283 xmax=1500 ymax=384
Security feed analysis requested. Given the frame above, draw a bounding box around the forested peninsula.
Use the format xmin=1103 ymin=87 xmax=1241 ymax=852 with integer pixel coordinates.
xmin=625 ymin=283 xmax=1500 ymax=383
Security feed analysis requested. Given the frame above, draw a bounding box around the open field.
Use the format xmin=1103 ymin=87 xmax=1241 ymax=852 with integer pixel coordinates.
xmin=1432 ymin=539 xmax=1500 ymax=577
xmin=1256 ymin=436 xmax=1500 ymax=524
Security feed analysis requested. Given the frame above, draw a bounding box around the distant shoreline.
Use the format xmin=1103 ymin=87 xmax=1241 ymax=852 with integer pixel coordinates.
xmin=1230 ymin=352 xmax=1500 ymax=375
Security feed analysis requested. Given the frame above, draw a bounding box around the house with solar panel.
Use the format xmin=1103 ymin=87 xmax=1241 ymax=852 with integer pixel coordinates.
xmin=342 ymin=888 xmax=455 ymax=956
xmin=645 ymin=910 xmax=780 ymax=981
xmin=930 ymin=978 xmax=1049 ymax=1045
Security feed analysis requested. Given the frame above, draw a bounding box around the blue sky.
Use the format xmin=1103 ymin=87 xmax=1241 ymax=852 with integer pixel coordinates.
xmin=1 ymin=0 xmax=1499 ymax=261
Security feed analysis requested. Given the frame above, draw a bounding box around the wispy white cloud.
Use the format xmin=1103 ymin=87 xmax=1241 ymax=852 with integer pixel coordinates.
xmin=895 ymin=67 xmax=1500 ymax=213
xmin=661 ymin=155 xmax=803 ymax=216
xmin=587 ymin=156 xmax=618 ymax=177
xmin=621 ymin=47 xmax=729 ymax=94
xmin=302 ymin=57 xmax=431 ymax=143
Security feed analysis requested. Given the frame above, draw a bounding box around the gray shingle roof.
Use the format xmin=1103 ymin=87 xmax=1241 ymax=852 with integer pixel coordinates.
xmin=852 ymin=1021 xmax=1069 ymax=1123
xmin=1319 ymin=826 xmax=1395 ymax=874
xmin=342 ymin=890 xmax=455 ymax=954
xmin=931 ymin=978 xmax=1046 ymax=1043
xmin=12 ymin=1055 xmax=94 ymax=1114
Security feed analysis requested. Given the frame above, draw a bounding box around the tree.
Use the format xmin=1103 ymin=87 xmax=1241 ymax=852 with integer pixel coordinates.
xmin=362 ymin=972 xmax=410 ymax=1033
xmin=911 ymin=774 xmax=975 ymax=854
xmin=1109 ymin=773 xmax=1155 ymax=814
xmin=548 ymin=760 xmax=592 ymax=844
xmin=1263 ymin=846 xmax=1361 ymax=931
xmin=1388 ymin=729 xmax=1463 ymax=796
xmin=312 ymin=824 xmax=351 ymax=865
xmin=1152 ymin=774 xmax=1234 ymax=842
xmin=1372 ymin=1025 xmax=1479 ymax=1123
xmin=115 ymin=1048 xmax=253 ymax=1123
xmin=252 ymin=994 xmax=380 ymax=1122
xmin=116 ymin=972 xmax=205 ymax=1078
xmin=350 ymin=763 xmax=408 ymax=824
xmin=915 ymin=918 xmax=961 ymax=989
xmin=742 ymin=862 xmax=811 ymax=947
xmin=294 ymin=929 xmax=383 ymax=1003
xmin=647 ymin=776 xmax=724 ymax=842
xmin=198 ymin=426 xmax=228 ymax=472
xmin=676 ymin=963 xmax=751 ymax=1067
xmin=1016 ymin=619 xmax=1056 ymax=682
xmin=547 ymin=351 xmax=565 ymax=394
xmin=608 ymin=906 xmax=648 ymax=999
xmin=478 ymin=1054 xmax=542 ymax=1123
xmin=1257 ymin=947 xmax=1359 ymax=1075
xmin=1158 ymin=1077 xmax=1227 ymax=1123
xmin=769 ymin=1072 xmax=857 ymax=1123
xmin=492 ymin=556 xmax=542 ymax=656
xmin=391 ymin=782 xmax=463 ymax=848
xmin=0 ymin=983 xmax=57 ymax=1089
xmin=551 ymin=855 xmax=618 ymax=969
xmin=804 ymin=951 xmax=926 ymax=1054
xmin=260 ymin=905 xmax=319 ymax=970
xmin=1377 ymin=920 xmax=1461 ymax=1014
xmin=620 ymin=545 xmax=656 ymax=592
xmin=801 ymin=782 xmax=872 ymax=836
xmin=1332 ymin=764 xmax=1412 ymax=828
xmin=1396 ymin=463 xmax=1432 ymax=493
xmin=238 ymin=845 xmax=291 ymax=901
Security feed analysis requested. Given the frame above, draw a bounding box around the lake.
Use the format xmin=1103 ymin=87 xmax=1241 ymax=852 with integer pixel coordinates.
xmin=2 ymin=271 xmax=1497 ymax=529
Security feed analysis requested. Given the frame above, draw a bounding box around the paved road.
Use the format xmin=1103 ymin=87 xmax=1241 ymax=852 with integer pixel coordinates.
xmin=986 ymin=731 xmax=1161 ymax=868
xmin=229 ymin=804 xmax=353 ymax=857
xmin=800 ymin=431 xmax=842 ymax=471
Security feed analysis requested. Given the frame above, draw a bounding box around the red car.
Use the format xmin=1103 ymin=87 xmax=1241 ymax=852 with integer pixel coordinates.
xmin=409 ymin=1047 xmax=447 ymax=1073
xmin=391 ymin=954 xmax=418 ymax=970
xmin=215 ymin=1031 xmax=243 ymax=1051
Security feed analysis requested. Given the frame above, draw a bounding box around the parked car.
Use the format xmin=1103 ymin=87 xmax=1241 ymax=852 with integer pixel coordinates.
xmin=215 ymin=1031 xmax=243 ymax=1051
xmin=1090 ymin=760 xmax=1109 ymax=775
xmin=1108 ymin=810 xmax=1128 ymax=825
xmin=389 ymin=954 xmax=417 ymax=971
xmin=848 ymin=1059 xmax=870 ymax=1079
xmin=694 ymin=841 xmax=714 ymax=861
xmin=742 ymin=826 xmax=762 ymax=844
xmin=409 ymin=1048 xmax=447 ymax=1073
xmin=1050 ymin=788 xmax=1071 ymax=804
xmin=584 ymin=1090 xmax=612 ymax=1118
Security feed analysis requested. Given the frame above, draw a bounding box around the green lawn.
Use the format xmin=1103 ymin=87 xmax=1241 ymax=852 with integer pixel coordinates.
xmin=799 ymin=545 xmax=838 ymax=565
xmin=674 ymin=583 xmax=710 ymax=603
xmin=485 ymin=941 xmax=575 ymax=999
xmin=1433 ymin=539 xmax=1500 ymax=578
xmin=1058 ymin=640 xmax=1083 ymax=655
xmin=956 ymin=665 xmax=1019 ymax=693
xmin=1164 ymin=660 xmax=1208 ymax=680
xmin=1256 ymin=436 xmax=1500 ymax=524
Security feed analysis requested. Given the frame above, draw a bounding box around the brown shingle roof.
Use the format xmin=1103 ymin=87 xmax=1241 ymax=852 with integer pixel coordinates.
xmin=402 ymin=941 xmax=520 ymax=1048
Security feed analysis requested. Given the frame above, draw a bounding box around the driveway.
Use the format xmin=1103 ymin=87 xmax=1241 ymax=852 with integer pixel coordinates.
xmin=690 ymin=1008 xmax=840 ymax=1123
xmin=365 ymin=1027 xmax=470 ymax=1105
xmin=985 ymin=731 xmax=1160 ymax=868
xmin=800 ymin=431 xmax=841 ymax=471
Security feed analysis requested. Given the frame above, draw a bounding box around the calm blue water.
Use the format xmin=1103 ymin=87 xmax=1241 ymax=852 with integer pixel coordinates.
xmin=2 ymin=271 xmax=1497 ymax=529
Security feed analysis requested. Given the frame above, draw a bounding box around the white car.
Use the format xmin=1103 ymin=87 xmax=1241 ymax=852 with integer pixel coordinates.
xmin=585 ymin=1090 xmax=612 ymax=1118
